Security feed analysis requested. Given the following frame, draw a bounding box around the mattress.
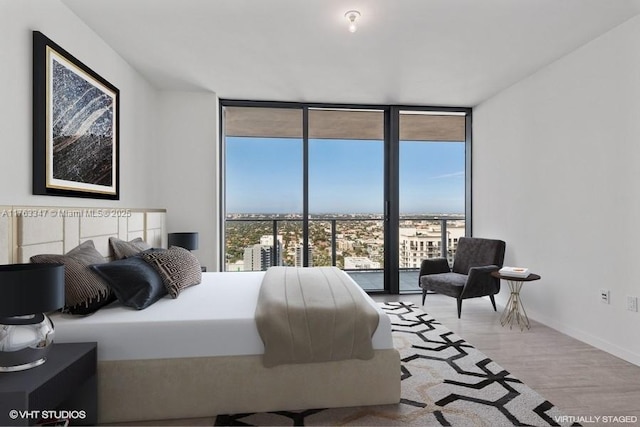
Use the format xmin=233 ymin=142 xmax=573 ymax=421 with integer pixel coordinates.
xmin=51 ymin=271 xmax=394 ymax=361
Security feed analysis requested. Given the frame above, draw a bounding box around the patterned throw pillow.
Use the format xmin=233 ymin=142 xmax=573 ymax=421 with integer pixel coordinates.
xmin=139 ymin=246 xmax=202 ymax=298
xmin=31 ymin=240 xmax=116 ymax=315
xmin=109 ymin=237 xmax=152 ymax=259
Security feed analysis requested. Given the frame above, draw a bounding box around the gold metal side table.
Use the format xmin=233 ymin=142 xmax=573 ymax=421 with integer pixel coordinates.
xmin=491 ymin=271 xmax=541 ymax=331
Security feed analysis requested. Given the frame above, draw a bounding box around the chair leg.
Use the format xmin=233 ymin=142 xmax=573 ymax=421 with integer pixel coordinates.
xmin=457 ymin=298 xmax=462 ymax=319
xmin=421 ymin=288 xmax=427 ymax=305
xmin=489 ymin=294 xmax=497 ymax=312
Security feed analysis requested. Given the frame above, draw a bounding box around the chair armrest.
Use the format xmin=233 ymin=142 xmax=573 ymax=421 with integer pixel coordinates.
xmin=461 ymin=265 xmax=500 ymax=299
xmin=419 ymin=258 xmax=451 ymax=277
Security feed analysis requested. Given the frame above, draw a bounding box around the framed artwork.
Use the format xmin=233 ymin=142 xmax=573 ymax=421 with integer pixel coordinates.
xmin=33 ymin=31 xmax=119 ymax=199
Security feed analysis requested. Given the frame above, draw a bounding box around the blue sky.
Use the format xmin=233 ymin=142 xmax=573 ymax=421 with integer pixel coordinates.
xmin=226 ymin=137 xmax=465 ymax=214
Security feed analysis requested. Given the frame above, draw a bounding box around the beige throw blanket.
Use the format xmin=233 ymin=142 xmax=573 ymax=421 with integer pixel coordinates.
xmin=255 ymin=266 xmax=380 ymax=368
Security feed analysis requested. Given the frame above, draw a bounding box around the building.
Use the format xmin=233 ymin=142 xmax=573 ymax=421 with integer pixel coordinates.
xmin=294 ymin=244 xmax=313 ymax=267
xmin=259 ymin=235 xmax=283 ymax=266
xmin=225 ymin=260 xmax=245 ymax=272
xmin=242 ymin=235 xmax=283 ymax=270
xmin=343 ymin=257 xmax=381 ymax=270
xmin=243 ymin=244 xmax=272 ymax=271
xmin=399 ymin=224 xmax=466 ymax=268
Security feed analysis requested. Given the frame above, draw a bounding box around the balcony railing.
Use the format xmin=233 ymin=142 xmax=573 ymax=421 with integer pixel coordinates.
xmin=225 ymin=216 xmax=465 ymax=279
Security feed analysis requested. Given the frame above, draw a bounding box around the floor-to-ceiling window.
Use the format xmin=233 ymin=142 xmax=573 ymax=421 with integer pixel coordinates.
xmin=220 ymin=101 xmax=470 ymax=294
xmin=397 ymin=110 xmax=468 ymax=292
xmin=308 ymin=108 xmax=385 ymax=291
xmin=223 ymin=106 xmax=303 ymax=271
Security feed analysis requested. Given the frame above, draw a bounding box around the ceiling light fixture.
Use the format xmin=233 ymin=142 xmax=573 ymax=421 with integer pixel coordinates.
xmin=344 ymin=10 xmax=361 ymax=33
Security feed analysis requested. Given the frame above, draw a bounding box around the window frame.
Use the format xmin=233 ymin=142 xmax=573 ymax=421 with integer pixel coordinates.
xmin=219 ymin=99 xmax=472 ymax=294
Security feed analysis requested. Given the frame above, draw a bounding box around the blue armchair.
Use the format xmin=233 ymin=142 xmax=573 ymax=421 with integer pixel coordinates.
xmin=419 ymin=237 xmax=506 ymax=318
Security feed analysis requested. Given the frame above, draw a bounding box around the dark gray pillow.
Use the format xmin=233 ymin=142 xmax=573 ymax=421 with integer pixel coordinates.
xmin=140 ymin=246 xmax=202 ymax=298
xmin=91 ymin=257 xmax=167 ymax=310
xmin=109 ymin=237 xmax=152 ymax=259
xmin=30 ymin=240 xmax=115 ymax=315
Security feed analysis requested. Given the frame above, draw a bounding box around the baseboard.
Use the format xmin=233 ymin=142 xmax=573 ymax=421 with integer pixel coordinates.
xmin=497 ymin=299 xmax=640 ymax=367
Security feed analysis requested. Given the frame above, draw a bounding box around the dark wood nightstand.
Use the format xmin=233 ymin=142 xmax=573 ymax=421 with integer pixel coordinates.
xmin=0 ymin=342 xmax=97 ymax=426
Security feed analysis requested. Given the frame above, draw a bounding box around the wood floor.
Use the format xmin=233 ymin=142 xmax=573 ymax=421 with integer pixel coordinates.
xmin=373 ymin=293 xmax=640 ymax=421
xmin=112 ymin=293 xmax=640 ymax=426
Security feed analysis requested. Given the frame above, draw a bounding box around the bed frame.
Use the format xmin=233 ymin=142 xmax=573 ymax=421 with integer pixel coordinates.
xmin=1 ymin=205 xmax=401 ymax=423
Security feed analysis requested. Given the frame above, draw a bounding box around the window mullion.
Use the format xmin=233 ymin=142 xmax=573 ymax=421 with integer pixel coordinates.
xmin=302 ymin=106 xmax=309 ymax=266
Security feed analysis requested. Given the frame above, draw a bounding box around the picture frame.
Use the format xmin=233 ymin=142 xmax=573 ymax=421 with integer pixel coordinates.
xmin=33 ymin=31 xmax=119 ymax=199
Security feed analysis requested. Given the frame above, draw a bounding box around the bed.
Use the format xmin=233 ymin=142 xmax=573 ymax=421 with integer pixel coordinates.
xmin=1 ymin=206 xmax=401 ymax=424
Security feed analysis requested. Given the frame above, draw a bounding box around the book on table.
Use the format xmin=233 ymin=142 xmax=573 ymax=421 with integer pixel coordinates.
xmin=499 ymin=266 xmax=530 ymax=278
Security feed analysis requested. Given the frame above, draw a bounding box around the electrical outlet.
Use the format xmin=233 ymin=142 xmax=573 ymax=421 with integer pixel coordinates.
xmin=627 ymin=296 xmax=638 ymax=312
xmin=600 ymin=289 xmax=610 ymax=304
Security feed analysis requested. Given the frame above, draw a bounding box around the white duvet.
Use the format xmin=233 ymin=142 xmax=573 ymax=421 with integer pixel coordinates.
xmin=51 ymin=271 xmax=394 ymax=361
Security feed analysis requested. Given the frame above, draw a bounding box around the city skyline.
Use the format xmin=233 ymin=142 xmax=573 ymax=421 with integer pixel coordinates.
xmin=225 ymin=216 xmax=466 ymax=277
xmin=226 ymin=137 xmax=466 ymax=214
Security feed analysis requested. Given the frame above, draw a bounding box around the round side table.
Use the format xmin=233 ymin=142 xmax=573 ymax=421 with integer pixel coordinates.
xmin=491 ymin=271 xmax=541 ymax=331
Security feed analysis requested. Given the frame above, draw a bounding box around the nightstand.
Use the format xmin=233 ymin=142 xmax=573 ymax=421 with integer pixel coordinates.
xmin=0 ymin=342 xmax=97 ymax=426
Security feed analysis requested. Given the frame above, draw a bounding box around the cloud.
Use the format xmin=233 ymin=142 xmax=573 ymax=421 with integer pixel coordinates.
xmin=428 ymin=171 xmax=465 ymax=180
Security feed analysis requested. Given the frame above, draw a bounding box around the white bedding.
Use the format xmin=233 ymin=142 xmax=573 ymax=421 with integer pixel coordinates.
xmin=51 ymin=271 xmax=394 ymax=361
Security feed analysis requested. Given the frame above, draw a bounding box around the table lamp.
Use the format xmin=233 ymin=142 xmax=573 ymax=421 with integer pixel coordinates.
xmin=0 ymin=263 xmax=65 ymax=372
xmin=168 ymin=232 xmax=199 ymax=251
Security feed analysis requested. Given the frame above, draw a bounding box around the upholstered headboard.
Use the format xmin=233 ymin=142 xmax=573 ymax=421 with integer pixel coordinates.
xmin=0 ymin=206 xmax=166 ymax=264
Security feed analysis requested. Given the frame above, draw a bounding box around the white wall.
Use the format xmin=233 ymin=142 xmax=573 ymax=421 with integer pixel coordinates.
xmin=0 ymin=0 xmax=160 ymax=208
xmin=474 ymin=15 xmax=640 ymax=365
xmin=155 ymin=91 xmax=219 ymax=270
xmin=0 ymin=1 xmax=221 ymax=267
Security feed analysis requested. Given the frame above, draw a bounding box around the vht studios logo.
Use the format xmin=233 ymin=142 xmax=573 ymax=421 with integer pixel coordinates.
xmin=8 ymin=410 xmax=86 ymax=420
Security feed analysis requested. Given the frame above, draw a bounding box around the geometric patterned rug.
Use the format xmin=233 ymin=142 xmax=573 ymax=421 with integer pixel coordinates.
xmin=215 ymin=302 xmax=580 ymax=426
